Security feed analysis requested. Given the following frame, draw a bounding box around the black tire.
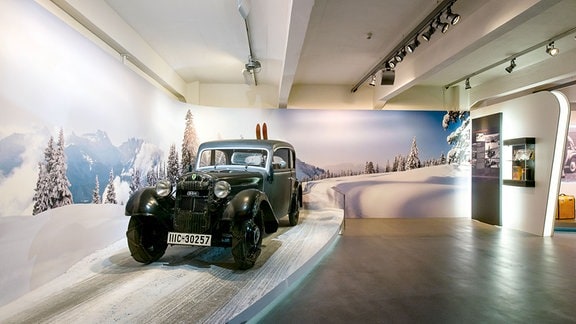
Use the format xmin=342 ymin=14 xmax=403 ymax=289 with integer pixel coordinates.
xmin=126 ymin=216 xmax=168 ymax=264
xmin=569 ymin=158 xmax=576 ymax=173
xmin=232 ymin=217 xmax=262 ymax=270
xmin=288 ymin=193 xmax=300 ymax=226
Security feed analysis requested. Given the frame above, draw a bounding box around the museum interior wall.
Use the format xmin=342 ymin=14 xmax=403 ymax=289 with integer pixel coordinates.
xmin=471 ymin=91 xmax=571 ymax=236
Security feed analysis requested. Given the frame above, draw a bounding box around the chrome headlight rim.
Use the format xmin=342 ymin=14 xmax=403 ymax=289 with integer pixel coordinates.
xmin=214 ymin=180 xmax=231 ymax=199
xmin=155 ymin=180 xmax=172 ymax=197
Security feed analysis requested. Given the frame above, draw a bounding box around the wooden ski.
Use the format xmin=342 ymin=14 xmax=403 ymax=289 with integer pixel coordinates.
xmin=262 ymin=122 xmax=268 ymax=140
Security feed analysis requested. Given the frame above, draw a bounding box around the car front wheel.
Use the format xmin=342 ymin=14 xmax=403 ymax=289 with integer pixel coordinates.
xmin=232 ymin=217 xmax=262 ymax=270
xmin=126 ymin=216 xmax=168 ymax=264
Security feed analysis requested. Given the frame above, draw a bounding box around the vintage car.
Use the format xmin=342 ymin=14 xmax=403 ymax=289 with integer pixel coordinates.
xmin=124 ymin=139 xmax=302 ymax=269
xmin=564 ymin=135 xmax=576 ymax=173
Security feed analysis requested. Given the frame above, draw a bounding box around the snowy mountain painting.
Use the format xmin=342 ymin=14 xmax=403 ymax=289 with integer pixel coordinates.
xmin=0 ymin=0 xmax=470 ymax=218
xmin=0 ymin=107 xmax=469 ymax=217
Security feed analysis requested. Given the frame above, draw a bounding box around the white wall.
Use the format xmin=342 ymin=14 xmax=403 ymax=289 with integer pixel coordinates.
xmin=471 ymin=91 xmax=570 ymax=236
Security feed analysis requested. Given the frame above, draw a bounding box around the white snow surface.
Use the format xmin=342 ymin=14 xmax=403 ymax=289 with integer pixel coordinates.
xmin=0 ymin=204 xmax=128 ymax=306
xmin=327 ymin=164 xmax=471 ymax=218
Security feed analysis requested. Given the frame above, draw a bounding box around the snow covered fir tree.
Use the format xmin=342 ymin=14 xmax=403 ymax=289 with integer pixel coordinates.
xmin=32 ymin=128 xmax=73 ymax=215
xmin=92 ymin=176 xmax=101 ymax=204
xmin=167 ymin=143 xmax=179 ymax=184
xmin=104 ymin=169 xmax=117 ymax=204
xmin=181 ymin=109 xmax=200 ymax=173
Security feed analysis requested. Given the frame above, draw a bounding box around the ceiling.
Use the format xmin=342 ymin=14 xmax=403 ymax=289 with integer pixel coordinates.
xmin=51 ymin=0 xmax=576 ymax=108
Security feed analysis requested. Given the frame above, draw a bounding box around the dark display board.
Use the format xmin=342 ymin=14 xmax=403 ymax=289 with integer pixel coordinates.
xmin=471 ymin=113 xmax=502 ymax=225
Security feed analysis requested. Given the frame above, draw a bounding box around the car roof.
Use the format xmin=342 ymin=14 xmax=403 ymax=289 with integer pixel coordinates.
xmin=197 ymin=139 xmax=295 ymax=151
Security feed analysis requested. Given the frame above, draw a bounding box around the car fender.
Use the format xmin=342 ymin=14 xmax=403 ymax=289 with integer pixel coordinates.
xmin=125 ymin=187 xmax=174 ymax=227
xmin=223 ymin=188 xmax=279 ymax=233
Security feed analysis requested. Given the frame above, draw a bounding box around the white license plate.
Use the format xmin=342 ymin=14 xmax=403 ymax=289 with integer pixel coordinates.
xmin=167 ymin=232 xmax=212 ymax=246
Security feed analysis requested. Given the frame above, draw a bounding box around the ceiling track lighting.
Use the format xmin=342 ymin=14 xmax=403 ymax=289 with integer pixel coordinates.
xmin=546 ymin=42 xmax=560 ymax=56
xmin=505 ymin=58 xmax=516 ymax=73
xmin=352 ymin=0 xmax=460 ymax=92
xmin=444 ymin=26 xmax=576 ymax=90
xmin=464 ymin=78 xmax=471 ymax=90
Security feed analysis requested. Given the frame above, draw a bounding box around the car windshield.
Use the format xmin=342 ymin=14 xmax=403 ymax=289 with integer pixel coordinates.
xmin=197 ymin=148 xmax=268 ymax=169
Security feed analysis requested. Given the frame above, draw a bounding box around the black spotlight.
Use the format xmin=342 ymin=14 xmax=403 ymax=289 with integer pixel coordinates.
xmin=505 ymin=58 xmax=516 ymax=73
xmin=394 ymin=50 xmax=406 ymax=62
xmin=445 ymin=7 xmax=460 ymax=25
xmin=421 ymin=24 xmax=436 ymax=41
xmin=387 ymin=60 xmax=396 ymax=69
xmin=404 ymin=37 xmax=420 ymax=53
xmin=435 ymin=18 xmax=449 ymax=33
xmin=464 ymin=78 xmax=471 ymax=90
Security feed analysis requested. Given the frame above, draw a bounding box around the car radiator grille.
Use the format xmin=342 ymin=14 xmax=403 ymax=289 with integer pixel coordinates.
xmin=174 ymin=175 xmax=212 ymax=233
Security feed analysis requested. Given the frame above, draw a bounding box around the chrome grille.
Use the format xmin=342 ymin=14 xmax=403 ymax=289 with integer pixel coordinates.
xmin=174 ymin=173 xmax=213 ymax=233
xmin=174 ymin=210 xmax=210 ymax=233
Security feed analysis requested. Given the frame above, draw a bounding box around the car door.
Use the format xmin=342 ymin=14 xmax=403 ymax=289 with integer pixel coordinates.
xmin=266 ymin=147 xmax=292 ymax=218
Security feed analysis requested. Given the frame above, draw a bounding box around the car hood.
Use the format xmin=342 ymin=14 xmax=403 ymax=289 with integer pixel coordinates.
xmin=184 ymin=170 xmax=264 ymax=191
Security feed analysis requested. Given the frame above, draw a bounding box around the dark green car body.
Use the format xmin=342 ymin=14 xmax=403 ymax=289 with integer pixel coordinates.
xmin=125 ymin=139 xmax=302 ymax=269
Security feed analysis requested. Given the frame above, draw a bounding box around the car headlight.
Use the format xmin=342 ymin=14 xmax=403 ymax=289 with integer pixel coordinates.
xmin=155 ymin=180 xmax=172 ymax=197
xmin=214 ymin=180 xmax=231 ymax=198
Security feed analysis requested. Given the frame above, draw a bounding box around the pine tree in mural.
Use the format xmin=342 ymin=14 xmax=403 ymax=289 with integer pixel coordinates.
xmin=49 ymin=128 xmax=73 ymax=208
xmin=365 ymin=161 xmax=375 ymax=174
xmin=92 ymin=175 xmax=101 ymax=204
xmin=406 ymin=136 xmax=421 ymax=170
xmin=104 ymin=169 xmax=117 ymax=204
xmin=33 ymin=136 xmax=55 ymax=214
xmin=146 ymin=168 xmax=158 ymax=186
xmin=181 ymin=109 xmax=200 ymax=173
xmin=129 ymin=169 xmax=141 ymax=195
xmin=167 ymin=143 xmax=179 ymax=184
xmin=32 ymin=162 xmax=50 ymax=215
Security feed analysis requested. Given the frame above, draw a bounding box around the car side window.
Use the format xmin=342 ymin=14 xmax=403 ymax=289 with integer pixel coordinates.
xmin=273 ymin=148 xmax=290 ymax=170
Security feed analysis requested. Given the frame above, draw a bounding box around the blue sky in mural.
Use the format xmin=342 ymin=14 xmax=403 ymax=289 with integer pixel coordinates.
xmin=276 ymin=109 xmax=457 ymax=168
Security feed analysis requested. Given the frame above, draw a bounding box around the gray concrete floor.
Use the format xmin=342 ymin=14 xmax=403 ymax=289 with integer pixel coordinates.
xmin=254 ymin=218 xmax=576 ymax=324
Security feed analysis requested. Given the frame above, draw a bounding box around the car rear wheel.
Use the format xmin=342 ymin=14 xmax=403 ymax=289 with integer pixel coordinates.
xmin=232 ymin=217 xmax=262 ymax=270
xmin=288 ymin=194 xmax=300 ymax=226
xmin=126 ymin=216 xmax=168 ymax=264
xmin=569 ymin=157 xmax=576 ymax=173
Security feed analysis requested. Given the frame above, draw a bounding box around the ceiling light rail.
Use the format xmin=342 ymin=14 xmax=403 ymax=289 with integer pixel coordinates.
xmin=444 ymin=26 xmax=576 ymax=90
xmin=351 ymin=0 xmax=459 ymax=92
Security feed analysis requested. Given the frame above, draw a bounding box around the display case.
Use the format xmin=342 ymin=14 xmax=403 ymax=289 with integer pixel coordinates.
xmin=503 ymin=137 xmax=535 ymax=187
